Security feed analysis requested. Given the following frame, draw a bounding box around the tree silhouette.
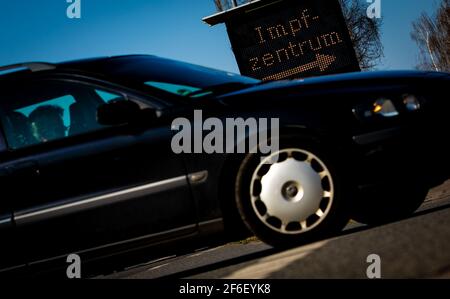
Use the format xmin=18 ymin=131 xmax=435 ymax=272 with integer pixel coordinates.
xmin=214 ymin=0 xmax=250 ymax=11
xmin=339 ymin=0 xmax=383 ymax=70
xmin=411 ymin=0 xmax=449 ymax=71
xmin=213 ymin=0 xmax=383 ymax=70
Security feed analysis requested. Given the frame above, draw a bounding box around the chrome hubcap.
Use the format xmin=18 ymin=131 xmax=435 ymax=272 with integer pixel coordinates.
xmin=250 ymin=149 xmax=334 ymax=234
xmin=282 ymin=181 xmax=303 ymax=202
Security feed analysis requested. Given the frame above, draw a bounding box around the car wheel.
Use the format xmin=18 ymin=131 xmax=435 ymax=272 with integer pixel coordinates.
xmin=235 ymin=136 xmax=350 ymax=247
xmin=351 ymin=184 xmax=429 ymax=225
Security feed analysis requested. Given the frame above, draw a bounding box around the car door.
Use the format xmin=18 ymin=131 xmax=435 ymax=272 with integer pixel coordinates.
xmin=0 ymin=131 xmax=22 ymax=272
xmin=0 ymin=77 xmax=197 ymax=267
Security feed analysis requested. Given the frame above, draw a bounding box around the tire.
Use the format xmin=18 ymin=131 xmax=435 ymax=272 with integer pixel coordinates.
xmin=234 ymin=135 xmax=350 ymax=248
xmin=351 ymin=183 xmax=429 ymax=225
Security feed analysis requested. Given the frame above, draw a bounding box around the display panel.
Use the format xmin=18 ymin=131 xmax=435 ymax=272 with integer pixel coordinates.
xmin=226 ymin=0 xmax=360 ymax=80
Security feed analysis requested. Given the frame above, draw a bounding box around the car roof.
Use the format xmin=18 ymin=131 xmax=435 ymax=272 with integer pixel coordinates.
xmin=1 ymin=54 xmax=448 ymax=86
xmin=0 ymin=55 xmax=156 ymax=79
xmin=57 ymin=55 xmax=159 ymax=73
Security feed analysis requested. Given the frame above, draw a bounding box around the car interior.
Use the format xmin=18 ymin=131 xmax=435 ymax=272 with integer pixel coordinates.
xmin=0 ymin=82 xmax=126 ymax=149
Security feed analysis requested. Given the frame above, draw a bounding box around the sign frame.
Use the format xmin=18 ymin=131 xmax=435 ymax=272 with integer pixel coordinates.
xmin=204 ymin=0 xmax=361 ymax=80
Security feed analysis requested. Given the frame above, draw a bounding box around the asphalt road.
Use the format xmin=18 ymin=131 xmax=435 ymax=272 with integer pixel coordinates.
xmin=101 ymin=180 xmax=450 ymax=279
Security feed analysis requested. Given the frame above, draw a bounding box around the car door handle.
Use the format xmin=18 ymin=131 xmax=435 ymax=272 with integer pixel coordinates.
xmin=8 ymin=161 xmax=40 ymax=176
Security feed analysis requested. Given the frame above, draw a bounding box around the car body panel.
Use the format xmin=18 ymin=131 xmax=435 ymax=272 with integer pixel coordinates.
xmin=0 ymin=55 xmax=448 ymax=275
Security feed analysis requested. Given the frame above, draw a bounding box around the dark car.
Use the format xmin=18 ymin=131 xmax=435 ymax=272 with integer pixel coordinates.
xmin=0 ymin=55 xmax=448 ymax=277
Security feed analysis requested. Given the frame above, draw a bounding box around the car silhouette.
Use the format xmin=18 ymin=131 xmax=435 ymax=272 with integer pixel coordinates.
xmin=0 ymin=55 xmax=448 ymax=276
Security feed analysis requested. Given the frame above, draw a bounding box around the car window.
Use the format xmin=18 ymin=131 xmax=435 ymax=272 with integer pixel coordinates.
xmin=16 ymin=95 xmax=76 ymax=133
xmin=95 ymin=89 xmax=123 ymax=103
xmin=0 ymin=80 xmax=127 ymax=150
xmin=97 ymin=56 xmax=260 ymax=99
xmin=145 ymin=82 xmax=201 ymax=96
xmin=0 ymin=129 xmax=6 ymax=152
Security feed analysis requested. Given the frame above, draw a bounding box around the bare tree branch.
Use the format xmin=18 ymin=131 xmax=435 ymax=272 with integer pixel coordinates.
xmin=411 ymin=0 xmax=450 ymax=71
xmin=214 ymin=0 xmax=254 ymax=10
xmin=339 ymin=0 xmax=383 ymax=70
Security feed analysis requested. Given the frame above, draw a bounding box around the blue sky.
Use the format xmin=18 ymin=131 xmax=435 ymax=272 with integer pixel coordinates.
xmin=0 ymin=0 xmax=441 ymax=73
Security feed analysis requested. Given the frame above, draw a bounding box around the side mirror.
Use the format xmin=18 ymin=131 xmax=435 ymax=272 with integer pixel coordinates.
xmin=97 ymin=100 xmax=142 ymax=126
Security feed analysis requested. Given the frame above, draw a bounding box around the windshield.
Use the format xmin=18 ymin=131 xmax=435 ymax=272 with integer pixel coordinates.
xmin=104 ymin=56 xmax=260 ymax=98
